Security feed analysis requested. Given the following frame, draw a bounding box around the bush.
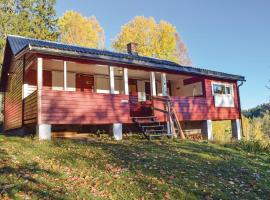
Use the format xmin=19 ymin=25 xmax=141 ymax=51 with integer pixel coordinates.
xmin=226 ymin=140 xmax=270 ymax=154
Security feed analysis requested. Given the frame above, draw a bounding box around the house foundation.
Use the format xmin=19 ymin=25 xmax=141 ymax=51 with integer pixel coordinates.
xmin=37 ymin=124 xmax=52 ymax=140
xmin=231 ymin=119 xmax=242 ymax=140
xmin=202 ymin=120 xmax=213 ymax=140
xmin=110 ymin=123 xmax=123 ymax=140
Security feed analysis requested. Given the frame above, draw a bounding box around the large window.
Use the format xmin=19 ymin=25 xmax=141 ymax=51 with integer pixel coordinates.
xmin=212 ymin=82 xmax=234 ymax=107
xmin=212 ymin=83 xmax=233 ymax=95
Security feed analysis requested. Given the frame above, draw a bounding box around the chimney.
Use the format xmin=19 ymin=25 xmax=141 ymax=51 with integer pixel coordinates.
xmin=127 ymin=42 xmax=138 ymax=55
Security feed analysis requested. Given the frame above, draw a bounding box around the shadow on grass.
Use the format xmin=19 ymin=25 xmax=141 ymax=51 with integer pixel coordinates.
xmin=0 ymin=148 xmax=65 ymax=199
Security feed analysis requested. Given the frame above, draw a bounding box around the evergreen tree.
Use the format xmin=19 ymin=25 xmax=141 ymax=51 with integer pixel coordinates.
xmin=0 ymin=0 xmax=58 ymax=65
xmin=32 ymin=0 xmax=58 ymax=40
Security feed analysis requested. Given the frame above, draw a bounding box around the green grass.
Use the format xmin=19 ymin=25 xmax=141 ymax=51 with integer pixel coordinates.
xmin=0 ymin=135 xmax=269 ymax=199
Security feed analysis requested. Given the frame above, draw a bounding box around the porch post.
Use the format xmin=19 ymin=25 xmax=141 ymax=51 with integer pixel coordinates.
xmin=109 ymin=66 xmax=115 ymax=94
xmin=63 ymin=61 xmax=67 ymax=91
xmin=123 ymin=68 xmax=129 ymax=95
xmin=36 ymin=57 xmax=51 ymax=140
xmin=37 ymin=58 xmax=43 ymax=92
xmin=161 ymin=73 xmax=167 ymax=96
xmin=150 ymin=72 xmax=156 ymax=96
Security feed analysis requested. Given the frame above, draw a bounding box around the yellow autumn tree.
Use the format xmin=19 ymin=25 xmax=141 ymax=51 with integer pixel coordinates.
xmin=112 ymin=16 xmax=190 ymax=64
xmin=58 ymin=11 xmax=104 ymax=49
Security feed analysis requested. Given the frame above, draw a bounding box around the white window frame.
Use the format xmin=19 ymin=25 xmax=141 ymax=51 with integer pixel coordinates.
xmin=211 ymin=82 xmax=234 ymax=96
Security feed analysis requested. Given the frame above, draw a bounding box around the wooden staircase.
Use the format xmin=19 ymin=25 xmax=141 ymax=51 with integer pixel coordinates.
xmin=132 ymin=116 xmax=172 ymax=140
xmin=152 ymin=96 xmax=185 ymax=139
xmin=132 ymin=96 xmax=185 ymax=140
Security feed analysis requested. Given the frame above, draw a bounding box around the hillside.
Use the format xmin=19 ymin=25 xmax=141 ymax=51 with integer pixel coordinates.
xmin=0 ymin=135 xmax=269 ymax=199
xmin=243 ymin=103 xmax=270 ymax=118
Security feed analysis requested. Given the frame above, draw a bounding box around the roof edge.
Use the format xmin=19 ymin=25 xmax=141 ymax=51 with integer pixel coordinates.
xmin=29 ymin=45 xmax=245 ymax=81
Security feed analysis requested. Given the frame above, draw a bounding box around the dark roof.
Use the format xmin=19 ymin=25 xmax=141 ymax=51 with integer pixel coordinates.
xmin=5 ymin=35 xmax=245 ymax=81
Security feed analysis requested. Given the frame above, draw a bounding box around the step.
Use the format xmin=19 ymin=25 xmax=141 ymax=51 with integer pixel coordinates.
xmin=131 ymin=117 xmax=157 ymax=122
xmin=131 ymin=116 xmax=156 ymax=119
xmin=148 ymin=133 xmax=173 ymax=139
xmin=141 ymin=125 xmax=164 ymax=129
xmin=145 ymin=129 xmax=166 ymax=133
xmin=138 ymin=121 xmax=161 ymax=125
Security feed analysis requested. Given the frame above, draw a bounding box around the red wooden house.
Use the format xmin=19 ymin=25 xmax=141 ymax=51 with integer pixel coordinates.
xmin=0 ymin=35 xmax=245 ymax=140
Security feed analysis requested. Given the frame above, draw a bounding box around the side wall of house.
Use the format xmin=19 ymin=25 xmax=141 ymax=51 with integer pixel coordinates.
xmin=204 ymin=78 xmax=240 ymax=120
xmin=154 ymin=78 xmax=241 ymax=121
xmin=4 ymin=59 xmax=23 ymax=130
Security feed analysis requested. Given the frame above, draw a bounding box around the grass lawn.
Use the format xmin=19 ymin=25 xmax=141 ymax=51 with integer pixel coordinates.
xmin=0 ymin=135 xmax=269 ymax=200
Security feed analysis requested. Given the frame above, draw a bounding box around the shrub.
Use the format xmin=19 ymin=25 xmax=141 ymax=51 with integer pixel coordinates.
xmin=239 ymin=140 xmax=270 ymax=153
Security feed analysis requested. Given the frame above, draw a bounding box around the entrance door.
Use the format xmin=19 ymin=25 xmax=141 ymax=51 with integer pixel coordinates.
xmin=129 ymin=80 xmax=153 ymax=117
xmin=76 ymin=74 xmax=94 ymax=92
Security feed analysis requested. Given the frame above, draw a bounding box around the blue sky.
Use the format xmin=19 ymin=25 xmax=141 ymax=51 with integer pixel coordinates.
xmin=56 ymin=0 xmax=270 ymax=109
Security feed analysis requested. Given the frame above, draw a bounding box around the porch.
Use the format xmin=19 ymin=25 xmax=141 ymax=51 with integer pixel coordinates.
xmin=23 ymin=57 xmax=208 ymax=121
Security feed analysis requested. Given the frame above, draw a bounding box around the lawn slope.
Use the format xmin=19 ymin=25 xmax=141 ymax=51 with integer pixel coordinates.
xmin=0 ymin=135 xmax=269 ymax=199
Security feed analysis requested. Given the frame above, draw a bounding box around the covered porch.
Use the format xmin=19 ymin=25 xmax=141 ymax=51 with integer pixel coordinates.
xmin=23 ymin=56 xmax=206 ymax=121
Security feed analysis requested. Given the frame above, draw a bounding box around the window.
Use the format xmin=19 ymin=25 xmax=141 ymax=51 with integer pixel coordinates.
xmin=212 ymin=83 xmax=233 ymax=95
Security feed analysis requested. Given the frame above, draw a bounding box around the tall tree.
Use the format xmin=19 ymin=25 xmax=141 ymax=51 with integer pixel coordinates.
xmin=112 ymin=16 xmax=192 ymax=64
xmin=0 ymin=0 xmax=16 ymax=63
xmin=31 ymin=0 xmax=58 ymax=40
xmin=58 ymin=11 xmax=104 ymax=49
xmin=175 ymin=33 xmax=192 ymax=66
xmin=0 ymin=0 xmax=58 ymax=65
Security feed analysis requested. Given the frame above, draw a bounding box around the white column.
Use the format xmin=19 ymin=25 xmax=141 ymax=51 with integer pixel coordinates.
xmin=37 ymin=58 xmax=43 ymax=91
xmin=161 ymin=73 xmax=167 ymax=96
xmin=123 ymin=68 xmax=129 ymax=95
xmin=109 ymin=66 xmax=115 ymax=94
xmin=202 ymin=120 xmax=213 ymax=141
xmin=63 ymin=61 xmax=67 ymax=91
xmin=150 ymin=72 xmax=156 ymax=96
xmin=37 ymin=57 xmax=51 ymax=140
xmin=231 ymin=119 xmax=242 ymax=140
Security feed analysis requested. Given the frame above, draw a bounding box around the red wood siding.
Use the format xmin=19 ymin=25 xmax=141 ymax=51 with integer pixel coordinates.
xmin=24 ymin=91 xmax=37 ymax=124
xmin=4 ymin=60 xmax=23 ymax=130
xmin=40 ymin=78 xmax=240 ymax=125
xmin=154 ymin=78 xmax=240 ymax=121
xmin=40 ymin=89 xmax=131 ymax=124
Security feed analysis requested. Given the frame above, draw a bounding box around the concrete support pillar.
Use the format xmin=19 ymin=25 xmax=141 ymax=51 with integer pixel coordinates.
xmin=202 ymin=120 xmax=213 ymax=141
xmin=161 ymin=73 xmax=167 ymax=96
xmin=37 ymin=124 xmax=52 ymax=140
xmin=110 ymin=123 xmax=122 ymax=140
xmin=231 ymin=119 xmax=242 ymax=140
xmin=123 ymin=68 xmax=129 ymax=95
xmin=63 ymin=61 xmax=67 ymax=91
xmin=109 ymin=66 xmax=115 ymax=94
xmin=150 ymin=72 xmax=156 ymax=96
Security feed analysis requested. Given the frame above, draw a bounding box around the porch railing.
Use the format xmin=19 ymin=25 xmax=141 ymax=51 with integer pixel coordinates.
xmin=151 ymin=96 xmax=185 ymax=139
